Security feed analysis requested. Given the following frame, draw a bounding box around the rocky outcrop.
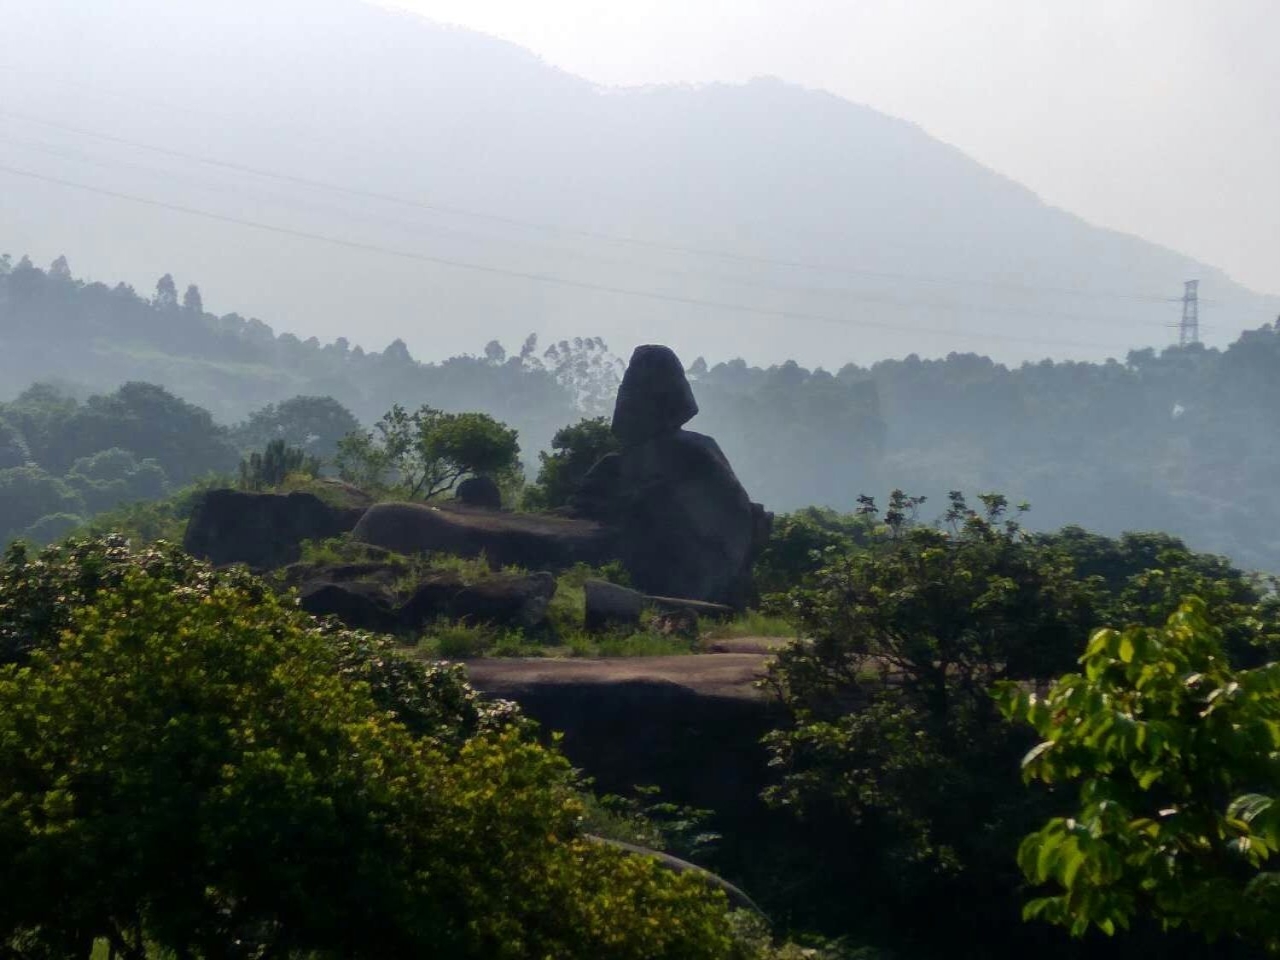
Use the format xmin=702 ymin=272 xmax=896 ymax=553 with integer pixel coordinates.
xmin=184 ymin=489 xmax=364 ymax=569
xmin=465 ymin=654 xmax=781 ymax=838
xmin=299 ymin=580 xmax=399 ymax=632
xmin=572 ymin=345 xmax=771 ymax=608
xmin=351 ymin=501 xmax=616 ymax=570
xmin=400 ymin=571 xmax=557 ymax=630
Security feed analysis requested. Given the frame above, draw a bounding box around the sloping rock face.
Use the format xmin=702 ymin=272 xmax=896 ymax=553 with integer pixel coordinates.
xmin=573 ymin=345 xmax=771 ymax=608
xmin=184 ymin=490 xmax=364 ymax=569
xmin=465 ymin=655 xmax=781 ymax=841
xmin=352 ymin=501 xmax=616 ymax=570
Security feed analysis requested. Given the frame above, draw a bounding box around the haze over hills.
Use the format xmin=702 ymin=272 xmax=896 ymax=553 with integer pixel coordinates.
xmin=0 ymin=0 xmax=1276 ymax=369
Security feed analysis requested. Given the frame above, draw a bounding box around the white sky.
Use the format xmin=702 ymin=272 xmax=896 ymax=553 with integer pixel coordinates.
xmin=378 ymin=0 xmax=1280 ymax=296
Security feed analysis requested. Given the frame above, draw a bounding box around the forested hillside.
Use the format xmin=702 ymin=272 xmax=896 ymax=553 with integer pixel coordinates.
xmin=3 ymin=0 xmax=1277 ymax=367
xmin=3 ymin=253 xmax=1280 ymax=571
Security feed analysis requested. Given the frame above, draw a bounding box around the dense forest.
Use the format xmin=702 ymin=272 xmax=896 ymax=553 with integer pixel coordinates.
xmin=3 ymin=253 xmax=1279 ymax=570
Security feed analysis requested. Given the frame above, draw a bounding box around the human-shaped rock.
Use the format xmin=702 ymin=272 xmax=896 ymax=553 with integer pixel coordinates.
xmin=611 ymin=344 xmax=699 ymax=444
xmin=573 ymin=344 xmax=770 ymax=607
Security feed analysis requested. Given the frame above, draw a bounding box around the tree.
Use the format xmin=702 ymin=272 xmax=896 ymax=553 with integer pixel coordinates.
xmin=999 ymin=598 xmax=1280 ymax=952
xmin=0 ymin=537 xmax=743 ymax=959
xmin=182 ymin=282 xmax=204 ymax=314
xmin=0 ymin=465 xmax=84 ymax=544
xmin=523 ymin=415 xmax=619 ymax=510
xmin=540 ymin=337 xmax=626 ymax=415
xmin=336 ymin=404 xmax=520 ymax=499
xmin=232 ymin=395 xmax=361 ymax=463
xmin=758 ymin=492 xmax=1105 ymax=946
xmin=65 ymin=447 xmax=170 ymax=513
xmin=48 ymin=254 xmax=72 ymax=282
xmin=153 ymin=272 xmax=178 ymax=309
xmin=0 ymin=418 xmax=30 ymax=470
xmin=237 ymin=438 xmax=320 ymax=490
xmin=58 ymin=382 xmax=238 ymax=483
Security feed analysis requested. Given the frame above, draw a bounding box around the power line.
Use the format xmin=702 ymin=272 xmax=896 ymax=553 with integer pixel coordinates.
xmin=0 ymin=106 xmax=1185 ymax=306
xmin=0 ymin=162 xmax=1148 ymax=353
xmin=0 ymin=131 xmax=1184 ymax=335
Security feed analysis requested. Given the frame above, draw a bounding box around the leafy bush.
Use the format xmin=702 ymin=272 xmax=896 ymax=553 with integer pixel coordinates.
xmin=523 ymin=415 xmax=620 ymax=510
xmin=0 ymin=537 xmax=743 ymax=959
xmin=336 ymin=403 xmax=520 ymax=499
xmin=1000 ymin=597 xmax=1280 ymax=951
xmin=237 ymin=437 xmax=321 ymax=490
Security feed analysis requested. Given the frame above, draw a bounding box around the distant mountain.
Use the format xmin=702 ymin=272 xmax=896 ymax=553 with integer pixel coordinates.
xmin=1 ymin=0 xmax=1276 ymax=368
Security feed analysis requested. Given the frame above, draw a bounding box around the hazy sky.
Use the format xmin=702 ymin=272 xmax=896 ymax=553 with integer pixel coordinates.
xmin=379 ymin=0 xmax=1280 ymax=297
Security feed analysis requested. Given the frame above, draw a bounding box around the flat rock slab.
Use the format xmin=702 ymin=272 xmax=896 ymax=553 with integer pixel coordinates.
xmin=462 ymin=653 xmax=772 ymax=702
xmin=352 ymin=501 xmax=617 ymax=569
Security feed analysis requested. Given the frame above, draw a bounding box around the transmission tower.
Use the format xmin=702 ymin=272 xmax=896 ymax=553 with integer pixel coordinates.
xmin=1179 ymin=280 xmax=1200 ymax=346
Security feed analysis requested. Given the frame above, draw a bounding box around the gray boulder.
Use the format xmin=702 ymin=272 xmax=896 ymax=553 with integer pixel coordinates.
xmin=613 ymin=430 xmax=760 ymax=607
xmin=456 ymin=475 xmax=502 ymax=510
xmin=352 ymin=501 xmax=615 ymax=570
xmin=184 ymin=489 xmax=364 ymax=569
xmin=299 ymin=580 xmax=398 ymax=633
xmin=611 ymin=344 xmax=699 ymax=444
xmin=584 ymin=579 xmax=647 ymax=632
xmin=584 ymin=578 xmax=734 ymax=633
xmin=400 ymin=571 xmax=557 ymax=630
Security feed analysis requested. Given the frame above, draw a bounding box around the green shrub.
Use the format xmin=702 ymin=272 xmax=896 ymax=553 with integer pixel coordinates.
xmin=0 ymin=536 xmax=743 ymax=958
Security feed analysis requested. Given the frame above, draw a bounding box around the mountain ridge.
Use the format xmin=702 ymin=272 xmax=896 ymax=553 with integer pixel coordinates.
xmin=0 ymin=0 xmax=1274 ymax=368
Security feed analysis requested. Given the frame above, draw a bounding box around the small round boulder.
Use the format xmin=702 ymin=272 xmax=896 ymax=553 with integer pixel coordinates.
xmin=611 ymin=345 xmax=698 ymax=444
xmin=456 ymin=475 xmax=503 ymax=510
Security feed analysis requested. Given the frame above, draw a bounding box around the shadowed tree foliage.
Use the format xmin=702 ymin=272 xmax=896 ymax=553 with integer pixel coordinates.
xmin=523 ymin=416 xmax=620 ymax=510
xmin=335 ymin=403 xmax=520 ymax=499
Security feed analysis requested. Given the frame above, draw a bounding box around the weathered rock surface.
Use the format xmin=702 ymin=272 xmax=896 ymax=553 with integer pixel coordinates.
xmin=568 ymin=346 xmax=771 ymax=607
xmin=184 ymin=489 xmax=364 ymax=569
xmin=583 ymin=578 xmax=734 ymax=633
xmin=455 ymin=475 xmax=503 ymax=510
xmin=464 ymin=654 xmax=781 ymax=830
xmin=583 ymin=579 xmax=646 ymax=631
xmin=574 ymin=429 xmax=764 ymax=606
xmin=299 ymin=580 xmax=399 ymax=632
xmin=352 ymin=501 xmax=615 ymax=570
xmin=400 ymin=571 xmax=557 ymax=630
xmin=611 ymin=344 xmax=699 ymax=443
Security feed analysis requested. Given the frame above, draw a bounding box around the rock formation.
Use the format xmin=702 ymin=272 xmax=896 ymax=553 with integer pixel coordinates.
xmin=184 ymin=489 xmax=365 ymax=569
xmin=351 ymin=501 xmax=616 ymax=570
xmin=455 ymin=475 xmax=503 ymax=510
xmin=571 ymin=345 xmax=770 ymax=608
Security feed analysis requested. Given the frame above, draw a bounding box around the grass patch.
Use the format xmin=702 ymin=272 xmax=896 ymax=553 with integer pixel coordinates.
xmin=703 ymin=609 xmax=798 ymax=641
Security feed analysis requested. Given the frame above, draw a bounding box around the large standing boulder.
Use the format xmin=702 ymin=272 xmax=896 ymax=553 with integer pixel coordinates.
xmin=184 ymin=489 xmax=364 ymax=569
xmin=611 ymin=345 xmax=699 ymax=444
xmin=567 ymin=345 xmax=770 ymax=607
